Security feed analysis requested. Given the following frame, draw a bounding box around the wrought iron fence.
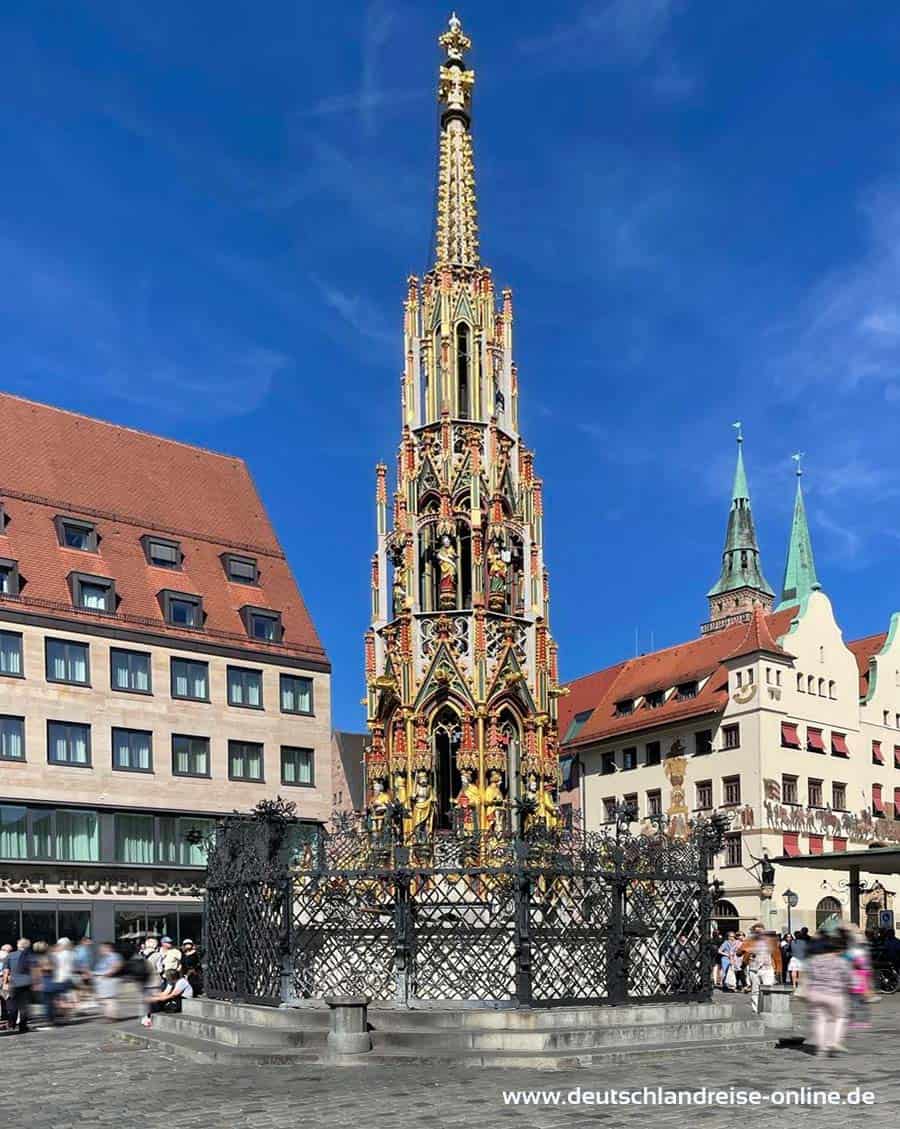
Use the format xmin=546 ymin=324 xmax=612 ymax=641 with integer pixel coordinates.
xmin=204 ymin=802 xmax=728 ymax=1008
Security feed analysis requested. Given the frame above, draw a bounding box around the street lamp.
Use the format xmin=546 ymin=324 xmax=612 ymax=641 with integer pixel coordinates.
xmin=783 ymin=888 xmax=798 ymax=934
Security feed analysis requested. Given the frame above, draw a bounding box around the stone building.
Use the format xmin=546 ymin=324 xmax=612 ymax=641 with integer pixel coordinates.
xmin=0 ymin=393 xmax=331 ymax=944
xmin=561 ymin=439 xmax=900 ymax=933
xmin=362 ymin=16 xmax=564 ymax=834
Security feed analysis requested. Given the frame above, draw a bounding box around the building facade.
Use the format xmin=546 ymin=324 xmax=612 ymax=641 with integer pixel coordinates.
xmin=362 ymin=16 xmax=564 ymax=835
xmin=0 ymin=394 xmax=331 ymax=945
xmin=561 ymin=441 xmax=900 ymax=934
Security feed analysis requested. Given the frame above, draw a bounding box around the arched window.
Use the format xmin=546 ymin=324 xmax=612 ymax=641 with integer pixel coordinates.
xmin=714 ymin=899 xmax=740 ymax=936
xmin=498 ymin=708 xmax=522 ymax=812
xmin=828 ymin=680 xmax=836 ymax=699
xmin=818 ymin=678 xmax=826 ymax=697
xmin=816 ymin=897 xmax=843 ymax=930
xmin=432 ymin=329 xmax=442 ymax=418
xmin=456 ymin=324 xmax=470 ymax=419
xmin=807 ymin=675 xmax=815 ymax=694
xmin=797 ymin=673 xmax=804 ymax=692
xmin=431 ymin=706 xmax=460 ymax=831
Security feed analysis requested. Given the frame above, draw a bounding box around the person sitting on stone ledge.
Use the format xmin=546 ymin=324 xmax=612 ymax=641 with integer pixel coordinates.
xmin=143 ymin=968 xmax=194 ymax=1029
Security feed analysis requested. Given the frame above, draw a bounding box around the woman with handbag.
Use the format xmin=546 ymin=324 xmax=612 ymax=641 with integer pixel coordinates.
xmin=718 ymin=932 xmax=740 ymax=991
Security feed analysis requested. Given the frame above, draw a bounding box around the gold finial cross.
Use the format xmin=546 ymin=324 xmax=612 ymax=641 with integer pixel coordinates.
xmin=439 ymin=13 xmax=472 ymax=62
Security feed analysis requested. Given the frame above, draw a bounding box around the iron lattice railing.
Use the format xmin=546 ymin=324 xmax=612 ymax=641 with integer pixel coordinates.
xmin=204 ymin=804 xmax=728 ymax=1008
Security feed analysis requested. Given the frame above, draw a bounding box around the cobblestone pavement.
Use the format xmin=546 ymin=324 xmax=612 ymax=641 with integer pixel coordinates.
xmin=2 ymin=995 xmax=899 ymax=1128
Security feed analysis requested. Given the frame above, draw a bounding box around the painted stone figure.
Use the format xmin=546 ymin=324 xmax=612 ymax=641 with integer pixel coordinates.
xmin=368 ymin=778 xmax=392 ymax=840
xmin=411 ymin=771 xmax=437 ymax=842
xmin=452 ymin=767 xmax=481 ymax=833
xmin=486 ymin=537 xmax=509 ymax=612
xmin=437 ymin=533 xmax=458 ymax=610
xmin=483 ymin=769 xmax=507 ymax=835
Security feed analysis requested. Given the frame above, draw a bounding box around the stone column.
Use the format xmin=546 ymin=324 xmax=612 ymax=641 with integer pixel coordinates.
xmin=325 ymin=996 xmax=373 ymax=1057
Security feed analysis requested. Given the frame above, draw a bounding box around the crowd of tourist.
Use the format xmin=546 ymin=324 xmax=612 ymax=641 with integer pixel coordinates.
xmin=709 ymin=920 xmax=900 ymax=1056
xmin=0 ymin=934 xmax=203 ymax=1034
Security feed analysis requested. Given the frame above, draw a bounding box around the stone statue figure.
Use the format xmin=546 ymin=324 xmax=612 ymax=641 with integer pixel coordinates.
xmin=761 ymin=852 xmax=775 ymax=886
xmin=392 ymin=571 xmax=407 ymax=618
xmin=367 ymin=778 xmax=392 ymax=840
xmin=452 ymin=768 xmax=481 ymax=834
xmin=436 ymin=533 xmax=457 ymax=610
xmin=411 ymin=771 xmax=437 ymax=843
xmin=392 ymin=769 xmax=411 ymax=841
xmin=486 ymin=537 xmax=509 ymax=612
xmin=483 ymin=769 xmax=507 ymax=835
xmin=523 ymin=772 xmax=559 ymax=834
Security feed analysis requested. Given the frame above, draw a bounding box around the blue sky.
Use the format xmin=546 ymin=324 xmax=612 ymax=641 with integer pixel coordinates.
xmin=3 ymin=1 xmax=900 ymax=729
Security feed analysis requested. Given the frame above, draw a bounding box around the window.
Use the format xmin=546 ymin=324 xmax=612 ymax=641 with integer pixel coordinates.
xmin=723 ymin=775 xmax=741 ymax=805
xmin=281 ymin=746 xmax=314 ymax=787
xmin=0 ymin=805 xmax=27 ymax=859
xmin=600 ymin=752 xmax=616 ymax=776
xmin=46 ymin=638 xmax=89 ymax=685
xmin=818 ymin=678 xmax=825 ymax=696
xmin=280 ymin=674 xmax=313 ymax=715
xmin=161 ymin=590 xmax=203 ymax=629
xmin=115 ymin=813 xmax=155 ymax=864
xmin=56 ymin=809 xmax=99 ymax=861
xmin=142 ymin=536 xmax=181 ymax=569
xmin=228 ymin=740 xmax=264 ymax=782
xmin=832 ymin=782 xmax=847 ymax=810
xmin=223 ymin=554 xmax=258 ymax=584
xmin=645 ymin=690 xmax=664 ymax=709
xmin=242 ymin=607 xmax=282 ymax=642
xmin=895 ymin=747 xmax=900 ymax=770
xmin=622 ymin=747 xmax=638 ymax=771
xmin=56 ymin=518 xmax=97 ymax=552
xmin=723 ymin=833 xmax=742 ymax=867
xmin=0 ymin=630 xmax=22 ymax=677
xmin=69 ymin=572 xmax=115 ymax=613
xmin=833 ymin=837 xmax=847 ymax=852
xmin=622 ymin=793 xmax=638 ymax=818
xmin=696 ymin=780 xmax=713 ymax=810
xmin=647 ymin=789 xmax=662 ymax=817
xmin=872 ymin=784 xmax=885 ymax=817
xmin=735 ymin=671 xmax=742 ymax=689
xmin=30 ymin=809 xmax=53 ymax=859
xmin=828 ymin=681 xmax=836 ymax=699
xmin=47 ymin=721 xmax=91 ymax=767
xmin=781 ymin=721 xmax=800 ymax=749
xmin=676 ymin=681 xmax=698 ymax=701
xmin=175 ymin=817 xmax=216 ymax=866
xmin=227 ymin=667 xmax=263 ymax=709
xmin=873 ymin=741 xmax=885 ymax=766
xmin=645 ymin=741 xmax=661 ymax=767
xmin=171 ymin=658 xmax=209 ymax=701
xmin=808 ymin=778 xmax=823 ymax=808
xmin=797 ymin=673 xmax=804 ymax=692
xmin=563 ymin=708 xmax=594 ymax=743
xmin=831 ymin=733 xmax=850 ymax=758
xmin=782 ymin=774 xmax=798 ymax=805
xmin=112 ymin=728 xmax=152 ymax=773
xmin=110 ymin=648 xmax=152 ymax=694
xmin=614 ymin=699 xmax=634 ymax=717
xmin=0 ymin=716 xmax=24 ymax=761
xmin=456 ymin=323 xmax=470 ymax=417
xmin=602 ymin=797 xmax=617 ymax=823
xmin=172 ymin=735 xmax=210 ymax=778
xmin=806 ymin=728 xmax=825 ymax=753
xmin=722 ymin=724 xmax=740 ymax=750
xmin=695 ymin=730 xmax=713 ymax=755
xmin=807 ymin=675 xmax=815 ymax=693
xmin=895 ymin=787 xmax=900 ymax=820
xmin=0 ymin=558 xmax=20 ymax=596
xmin=809 ymin=834 xmax=824 ymax=855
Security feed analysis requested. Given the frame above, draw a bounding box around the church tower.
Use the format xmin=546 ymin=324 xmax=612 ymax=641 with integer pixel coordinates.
xmin=777 ymin=456 xmax=821 ymax=610
xmin=363 ymin=15 xmax=563 ymax=839
xmin=703 ymin=427 xmax=774 ymax=634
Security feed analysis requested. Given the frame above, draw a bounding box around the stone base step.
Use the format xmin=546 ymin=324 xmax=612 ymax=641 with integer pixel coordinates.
xmin=156 ymin=1012 xmax=328 ymax=1048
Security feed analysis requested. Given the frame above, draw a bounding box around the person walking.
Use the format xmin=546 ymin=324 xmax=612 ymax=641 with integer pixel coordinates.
xmin=718 ymin=932 xmax=740 ymax=991
xmin=745 ymin=923 xmax=777 ymax=1013
xmin=3 ymin=939 xmax=36 ymax=1034
xmin=44 ymin=938 xmax=76 ymax=1024
xmin=791 ymin=927 xmax=810 ymax=990
xmin=93 ymin=943 xmax=124 ymax=1021
xmin=734 ymin=932 xmax=749 ymax=992
xmin=805 ymin=929 xmax=852 ymax=1056
xmin=780 ymin=933 xmax=793 ymax=984
xmin=0 ymin=944 xmax=12 ymax=1027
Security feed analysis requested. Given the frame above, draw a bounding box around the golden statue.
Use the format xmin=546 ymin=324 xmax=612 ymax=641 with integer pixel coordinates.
xmin=368 ymin=778 xmax=392 ymax=839
xmin=436 ymin=533 xmax=458 ymax=610
xmin=392 ymin=769 xmax=411 ymax=841
xmin=483 ymin=769 xmax=507 ymax=835
xmin=486 ymin=537 xmax=509 ymax=612
xmin=411 ymin=771 xmax=437 ymax=843
xmin=452 ymin=767 xmax=481 ymax=833
xmin=523 ymin=771 xmax=559 ymax=833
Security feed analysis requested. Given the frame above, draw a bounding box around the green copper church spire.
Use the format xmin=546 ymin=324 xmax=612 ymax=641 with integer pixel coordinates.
xmin=777 ymin=454 xmax=821 ymax=610
xmin=703 ymin=424 xmax=774 ymax=633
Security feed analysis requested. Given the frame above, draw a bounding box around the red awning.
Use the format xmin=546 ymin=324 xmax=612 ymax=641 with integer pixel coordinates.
xmin=833 ymin=837 xmax=847 ymax=852
xmin=807 ymin=729 xmax=825 ymax=752
xmin=783 ymin=832 xmax=800 ymax=857
xmin=873 ymin=784 xmax=885 ymax=814
xmin=873 ymin=741 xmax=884 ymax=765
xmin=832 ymin=732 xmax=850 ymax=758
xmin=895 ymin=789 xmax=900 ymax=820
xmin=781 ymin=722 xmax=800 ymax=749
xmin=809 ymin=835 xmax=824 ymax=855
xmin=895 ymin=746 xmax=900 ymax=769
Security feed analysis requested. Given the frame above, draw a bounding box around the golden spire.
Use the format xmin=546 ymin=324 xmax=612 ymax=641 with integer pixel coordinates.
xmin=434 ymin=13 xmax=479 ymax=267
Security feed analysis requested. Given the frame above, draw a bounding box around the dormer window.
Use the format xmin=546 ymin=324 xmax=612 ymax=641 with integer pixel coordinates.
xmin=0 ymin=558 xmax=19 ymax=597
xmin=160 ymin=590 xmax=203 ymax=629
xmin=614 ymin=699 xmax=634 ymax=717
xmin=645 ymin=690 xmax=665 ymax=709
xmin=676 ymin=681 xmax=698 ymax=701
xmin=223 ymin=554 xmax=259 ymax=585
xmin=56 ymin=517 xmax=98 ymax=552
xmin=142 ymin=535 xmax=181 ymax=569
xmin=241 ymin=606 xmax=282 ymax=642
xmin=69 ymin=572 xmax=115 ymax=614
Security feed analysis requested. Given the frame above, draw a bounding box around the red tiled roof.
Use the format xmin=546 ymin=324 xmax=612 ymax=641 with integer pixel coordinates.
xmin=847 ymin=632 xmax=887 ymax=700
xmin=561 ymin=606 xmax=799 ymax=749
xmin=0 ymin=393 xmax=327 ymax=665
xmin=724 ymin=605 xmax=788 ymax=661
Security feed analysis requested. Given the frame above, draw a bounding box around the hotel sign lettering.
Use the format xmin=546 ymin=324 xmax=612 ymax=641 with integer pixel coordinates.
xmin=0 ymin=873 xmax=205 ymax=897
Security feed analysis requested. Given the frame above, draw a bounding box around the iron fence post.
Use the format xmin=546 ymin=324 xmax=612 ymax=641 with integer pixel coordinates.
xmin=279 ymin=875 xmax=293 ymax=1005
xmin=513 ymin=841 xmax=533 ymax=1007
xmin=394 ymin=847 xmax=412 ymax=1006
xmin=608 ymin=855 xmax=627 ymax=1004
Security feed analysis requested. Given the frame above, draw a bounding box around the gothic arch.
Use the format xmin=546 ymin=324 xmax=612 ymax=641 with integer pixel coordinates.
xmin=816 ymin=897 xmax=843 ymax=930
xmin=429 ymin=702 xmax=462 ymax=831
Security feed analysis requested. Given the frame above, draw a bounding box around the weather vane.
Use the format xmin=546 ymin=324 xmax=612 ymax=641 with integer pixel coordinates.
xmin=732 ymin=420 xmax=743 ymax=443
xmin=792 ymin=451 xmax=805 ymax=477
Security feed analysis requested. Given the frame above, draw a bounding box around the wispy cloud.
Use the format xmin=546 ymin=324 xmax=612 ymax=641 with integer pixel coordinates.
xmin=0 ymin=235 xmax=286 ymax=419
xmin=310 ymin=274 xmax=394 ymax=350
